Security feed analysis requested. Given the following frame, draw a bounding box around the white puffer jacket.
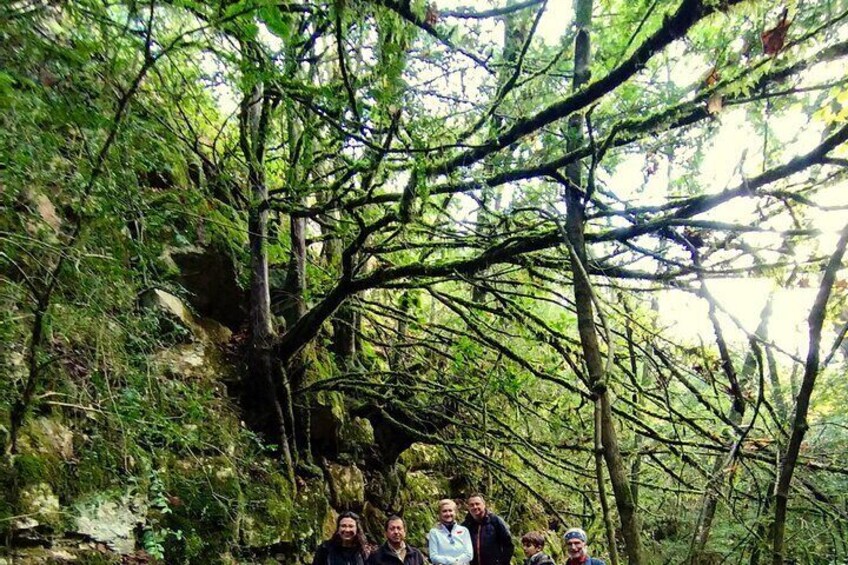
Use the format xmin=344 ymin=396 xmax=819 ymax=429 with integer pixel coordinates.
xmin=427 ymin=522 xmax=473 ymax=565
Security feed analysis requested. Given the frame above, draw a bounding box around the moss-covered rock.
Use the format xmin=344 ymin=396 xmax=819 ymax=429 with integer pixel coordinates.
xmin=398 ymin=443 xmax=445 ymax=472
xmin=343 ymin=417 xmax=374 ymax=446
xmin=73 ymin=492 xmax=147 ymax=554
xmin=326 ymin=463 xmax=364 ymax=510
xmin=241 ymin=467 xmax=295 ymax=548
xmin=399 ymin=504 xmax=434 ymax=547
xmin=140 ymin=288 xmax=201 ymax=338
xmin=338 ymin=417 xmax=374 ymax=461
xmin=18 ymin=418 xmax=74 ymax=462
xmin=402 ymin=471 xmax=449 ymax=505
xmin=291 ymin=477 xmax=333 ymax=545
xmin=162 ymin=456 xmax=242 ymax=562
xmin=17 ymin=482 xmax=61 ymax=531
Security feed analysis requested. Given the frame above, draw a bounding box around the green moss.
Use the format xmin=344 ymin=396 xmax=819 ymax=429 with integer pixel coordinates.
xmin=162 ymin=457 xmax=243 ymax=562
xmin=14 ymin=452 xmax=60 ymax=485
xmin=402 ymin=471 xmax=448 ymax=504
xmin=241 ymin=466 xmax=295 ymax=547
xmin=403 ymin=504 xmax=434 ymax=544
xmin=291 ymin=477 xmax=331 ymax=545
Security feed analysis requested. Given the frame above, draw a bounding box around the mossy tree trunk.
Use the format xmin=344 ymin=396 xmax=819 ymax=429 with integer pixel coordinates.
xmin=239 ymin=63 xmax=295 ymax=481
xmin=564 ymin=0 xmax=637 ymax=562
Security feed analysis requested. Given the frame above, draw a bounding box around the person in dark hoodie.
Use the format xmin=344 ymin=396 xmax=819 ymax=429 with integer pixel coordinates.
xmin=520 ymin=532 xmax=555 ymax=565
xmin=462 ymin=494 xmax=514 ymax=565
xmin=312 ymin=511 xmax=373 ymax=565
xmin=367 ymin=515 xmax=427 ymax=565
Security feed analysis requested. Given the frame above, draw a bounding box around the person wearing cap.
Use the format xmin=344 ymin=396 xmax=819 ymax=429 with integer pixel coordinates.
xmin=563 ymin=528 xmax=604 ymax=565
xmin=428 ymin=499 xmax=473 ymax=565
xmin=462 ymin=494 xmax=514 ymax=565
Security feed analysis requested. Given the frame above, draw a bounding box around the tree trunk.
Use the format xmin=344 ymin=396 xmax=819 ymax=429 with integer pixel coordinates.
xmin=772 ymin=223 xmax=848 ymax=564
xmin=239 ymin=77 xmax=294 ymax=481
xmin=564 ymin=0 xmax=641 ymax=562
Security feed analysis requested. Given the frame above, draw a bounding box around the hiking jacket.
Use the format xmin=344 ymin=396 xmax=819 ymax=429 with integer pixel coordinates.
xmin=462 ymin=512 xmax=514 ymax=565
xmin=565 ymin=558 xmax=605 ymax=565
xmin=366 ymin=542 xmax=427 ymax=565
xmin=427 ymin=522 xmax=473 ymax=565
xmin=524 ymin=552 xmax=555 ymax=565
xmin=312 ymin=541 xmax=369 ymax=565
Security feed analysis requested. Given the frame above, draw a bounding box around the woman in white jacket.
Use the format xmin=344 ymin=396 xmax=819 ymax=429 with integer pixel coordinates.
xmin=428 ymin=499 xmax=473 ymax=565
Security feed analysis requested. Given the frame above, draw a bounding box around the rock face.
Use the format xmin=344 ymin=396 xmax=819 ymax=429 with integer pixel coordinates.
xmin=140 ymin=288 xmax=200 ymax=333
xmin=16 ymin=482 xmax=60 ymax=531
xmin=164 ymin=246 xmax=246 ymax=329
xmin=140 ymin=288 xmax=232 ymax=344
xmin=73 ymin=494 xmax=146 ymax=555
xmin=326 ymin=463 xmax=365 ymax=510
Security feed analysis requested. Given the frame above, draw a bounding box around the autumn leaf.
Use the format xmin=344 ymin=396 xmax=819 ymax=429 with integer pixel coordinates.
xmin=762 ymin=8 xmax=790 ymax=56
xmin=707 ymin=92 xmax=723 ymax=114
xmin=425 ymin=2 xmax=439 ymax=26
xmin=703 ymin=66 xmax=722 ymax=114
xmin=704 ymin=66 xmax=720 ymax=87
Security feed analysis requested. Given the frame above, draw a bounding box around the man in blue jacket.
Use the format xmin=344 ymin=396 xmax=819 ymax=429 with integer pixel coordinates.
xmin=462 ymin=494 xmax=514 ymax=565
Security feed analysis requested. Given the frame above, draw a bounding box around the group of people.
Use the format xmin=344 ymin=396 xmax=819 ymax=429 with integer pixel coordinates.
xmin=310 ymin=494 xmax=604 ymax=565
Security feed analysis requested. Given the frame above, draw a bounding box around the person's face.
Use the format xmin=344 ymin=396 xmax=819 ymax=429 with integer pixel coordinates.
xmin=521 ymin=541 xmax=541 ymax=557
xmin=338 ymin=517 xmax=357 ymax=542
xmin=386 ymin=519 xmax=406 ymax=546
xmin=566 ymin=538 xmax=585 ymax=559
xmin=467 ymin=497 xmax=486 ymax=520
xmin=439 ymin=503 xmax=456 ymax=523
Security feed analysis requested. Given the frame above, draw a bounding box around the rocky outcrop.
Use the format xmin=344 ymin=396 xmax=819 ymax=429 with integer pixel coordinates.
xmin=326 ymin=463 xmax=365 ymax=510
xmin=73 ymin=493 xmax=147 ymax=554
xmin=160 ymin=246 xmax=246 ymax=329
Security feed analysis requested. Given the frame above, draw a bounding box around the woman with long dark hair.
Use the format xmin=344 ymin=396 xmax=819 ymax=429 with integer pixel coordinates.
xmin=312 ymin=511 xmax=372 ymax=565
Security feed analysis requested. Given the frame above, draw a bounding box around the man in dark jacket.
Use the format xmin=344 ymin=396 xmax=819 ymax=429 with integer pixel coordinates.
xmin=367 ymin=515 xmax=428 ymax=565
xmin=462 ymin=494 xmax=514 ymax=565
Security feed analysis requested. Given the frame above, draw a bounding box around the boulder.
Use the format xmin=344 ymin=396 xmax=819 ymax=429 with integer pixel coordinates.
xmin=140 ymin=288 xmax=232 ymax=346
xmin=15 ymin=482 xmax=60 ymax=531
xmin=72 ymin=494 xmax=147 ymax=555
xmin=343 ymin=417 xmax=374 ymax=446
xmin=402 ymin=471 xmax=449 ymax=504
xmin=23 ymin=418 xmax=74 ymax=461
xmin=398 ymin=443 xmax=445 ymax=472
xmin=163 ymin=246 xmax=246 ymax=329
xmin=326 ymin=463 xmax=365 ymax=510
xmin=140 ymin=288 xmax=201 ymax=335
xmin=153 ymin=342 xmax=234 ymax=382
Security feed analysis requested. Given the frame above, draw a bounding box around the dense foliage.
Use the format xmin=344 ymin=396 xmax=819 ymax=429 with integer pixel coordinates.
xmin=2 ymin=0 xmax=848 ymax=563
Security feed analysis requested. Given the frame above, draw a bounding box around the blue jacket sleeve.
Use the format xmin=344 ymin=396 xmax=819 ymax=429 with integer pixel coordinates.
xmin=428 ymin=529 xmax=449 ymax=564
